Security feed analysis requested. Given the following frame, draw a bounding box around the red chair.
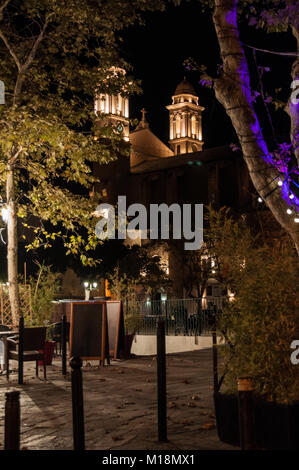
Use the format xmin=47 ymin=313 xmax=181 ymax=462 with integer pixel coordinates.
xmin=6 ymin=327 xmax=47 ymax=381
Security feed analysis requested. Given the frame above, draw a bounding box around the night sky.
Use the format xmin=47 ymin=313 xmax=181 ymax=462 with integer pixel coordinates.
xmin=122 ymin=1 xmax=294 ymax=149
xmin=1 ymin=1 xmax=296 ymax=280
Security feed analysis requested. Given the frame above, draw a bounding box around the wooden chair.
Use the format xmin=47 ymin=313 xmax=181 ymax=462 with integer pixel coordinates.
xmin=6 ymin=326 xmax=47 ymax=381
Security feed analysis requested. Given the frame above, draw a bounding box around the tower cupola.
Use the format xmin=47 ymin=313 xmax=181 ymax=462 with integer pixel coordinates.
xmin=166 ymin=78 xmax=204 ymax=155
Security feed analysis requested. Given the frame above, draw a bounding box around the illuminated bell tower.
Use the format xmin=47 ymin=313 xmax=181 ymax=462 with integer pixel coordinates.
xmin=166 ymin=78 xmax=204 ymax=155
xmin=94 ymin=67 xmax=129 ymax=141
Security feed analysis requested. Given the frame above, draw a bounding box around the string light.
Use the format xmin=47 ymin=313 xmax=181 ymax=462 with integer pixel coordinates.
xmin=259 ymin=143 xmax=299 ymax=223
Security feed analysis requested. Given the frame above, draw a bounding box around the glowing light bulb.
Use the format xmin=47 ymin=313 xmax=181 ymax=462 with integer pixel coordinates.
xmin=294 ymin=217 xmax=299 ymax=223
xmin=258 ymin=197 xmax=263 ymax=203
xmin=289 ymin=194 xmax=294 ymax=200
xmin=287 ymin=208 xmax=293 ymax=215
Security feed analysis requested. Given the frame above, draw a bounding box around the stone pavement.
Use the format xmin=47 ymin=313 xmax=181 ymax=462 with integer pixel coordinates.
xmin=0 ymin=348 xmax=238 ymax=450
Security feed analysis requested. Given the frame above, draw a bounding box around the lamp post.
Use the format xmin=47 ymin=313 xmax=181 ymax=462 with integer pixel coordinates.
xmin=83 ymin=281 xmax=98 ymax=301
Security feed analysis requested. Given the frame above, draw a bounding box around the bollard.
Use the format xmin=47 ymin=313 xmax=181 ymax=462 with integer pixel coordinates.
xmin=5 ymin=391 xmax=20 ymax=450
xmin=18 ymin=316 xmax=24 ymax=385
xmin=237 ymin=377 xmax=255 ymax=450
xmin=157 ymin=318 xmax=167 ymax=442
xmin=62 ymin=315 xmax=67 ymax=376
xmin=70 ymin=356 xmax=85 ymax=450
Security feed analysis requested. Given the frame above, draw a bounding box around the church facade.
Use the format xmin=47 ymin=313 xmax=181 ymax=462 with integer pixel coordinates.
xmin=93 ymin=77 xmax=268 ymax=299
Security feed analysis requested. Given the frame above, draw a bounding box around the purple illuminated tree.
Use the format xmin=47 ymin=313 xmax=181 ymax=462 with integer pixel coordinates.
xmin=176 ymin=0 xmax=299 ymax=254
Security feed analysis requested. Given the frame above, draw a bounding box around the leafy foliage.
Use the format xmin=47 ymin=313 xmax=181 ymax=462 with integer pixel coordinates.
xmin=208 ymin=209 xmax=299 ymax=403
xmin=26 ymin=262 xmax=62 ymax=326
xmin=0 ymin=0 xmax=163 ymax=265
xmin=107 ymin=244 xmax=171 ymax=301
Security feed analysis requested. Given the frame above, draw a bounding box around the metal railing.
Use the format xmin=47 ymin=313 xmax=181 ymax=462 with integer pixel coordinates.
xmin=124 ymin=298 xmax=226 ymax=336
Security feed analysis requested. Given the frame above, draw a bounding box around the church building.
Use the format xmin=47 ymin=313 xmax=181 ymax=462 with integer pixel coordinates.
xmin=93 ymin=76 xmax=269 ymax=299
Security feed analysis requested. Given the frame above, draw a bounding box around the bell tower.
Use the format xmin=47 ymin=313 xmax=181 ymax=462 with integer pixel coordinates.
xmin=166 ymin=78 xmax=204 ymax=155
xmin=94 ymin=67 xmax=129 ymax=141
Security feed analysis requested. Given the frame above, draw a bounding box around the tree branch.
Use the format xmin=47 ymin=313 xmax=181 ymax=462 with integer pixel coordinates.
xmin=22 ymin=12 xmax=54 ymax=72
xmin=12 ymin=12 xmax=54 ymax=105
xmin=0 ymin=0 xmax=10 ymax=15
xmin=0 ymin=29 xmax=21 ymax=71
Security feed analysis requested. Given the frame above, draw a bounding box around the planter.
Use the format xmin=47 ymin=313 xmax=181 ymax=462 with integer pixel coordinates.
xmin=214 ymin=392 xmax=240 ymax=446
xmin=39 ymin=341 xmax=56 ymax=366
xmin=214 ymin=392 xmax=299 ymax=450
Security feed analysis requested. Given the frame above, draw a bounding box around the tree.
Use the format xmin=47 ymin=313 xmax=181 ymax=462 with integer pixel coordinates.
xmin=0 ymin=0 xmax=163 ymax=324
xmin=182 ymin=245 xmax=211 ymax=298
xmin=174 ymin=0 xmax=299 ymax=254
xmin=108 ymin=243 xmax=171 ymax=301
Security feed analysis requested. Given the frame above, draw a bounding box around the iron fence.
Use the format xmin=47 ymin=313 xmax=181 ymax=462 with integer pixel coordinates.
xmin=124 ymin=298 xmax=226 ymax=336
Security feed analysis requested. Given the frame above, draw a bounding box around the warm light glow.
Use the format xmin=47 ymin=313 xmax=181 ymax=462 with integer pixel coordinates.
xmin=191 ymin=115 xmax=196 ymax=135
xmin=124 ymin=99 xmax=129 ymax=118
xmin=176 ymin=115 xmax=180 ymax=135
xmin=1 ymin=207 xmax=8 ymax=223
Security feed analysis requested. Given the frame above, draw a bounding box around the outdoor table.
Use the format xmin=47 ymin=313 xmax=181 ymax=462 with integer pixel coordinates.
xmin=0 ymin=330 xmax=17 ymax=373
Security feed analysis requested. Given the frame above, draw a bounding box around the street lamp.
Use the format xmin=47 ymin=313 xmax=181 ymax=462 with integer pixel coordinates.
xmin=0 ymin=196 xmax=8 ymax=224
xmin=1 ymin=206 xmax=8 ymax=224
xmin=83 ymin=281 xmax=98 ymax=301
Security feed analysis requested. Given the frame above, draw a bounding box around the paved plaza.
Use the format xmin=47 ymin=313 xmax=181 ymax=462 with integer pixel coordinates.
xmin=0 ymin=348 xmax=237 ymax=451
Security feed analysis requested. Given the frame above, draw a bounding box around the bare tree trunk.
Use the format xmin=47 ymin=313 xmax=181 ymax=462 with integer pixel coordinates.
xmin=212 ymin=0 xmax=299 ymax=254
xmin=6 ymin=164 xmax=19 ymax=325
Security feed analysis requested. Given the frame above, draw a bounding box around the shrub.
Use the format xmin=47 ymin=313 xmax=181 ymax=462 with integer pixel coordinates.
xmin=208 ymin=209 xmax=299 ymax=403
xmin=27 ymin=263 xmax=62 ymax=326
